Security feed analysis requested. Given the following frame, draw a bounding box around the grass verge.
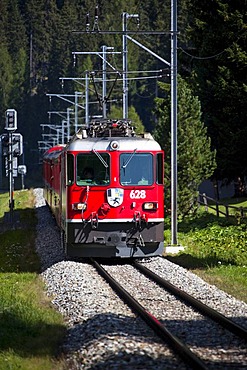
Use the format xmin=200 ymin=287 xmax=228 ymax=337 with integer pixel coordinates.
xmin=165 ymin=198 xmax=247 ymax=303
xmin=192 ymin=265 xmax=247 ymax=303
xmin=166 ymin=254 xmax=247 ymax=304
xmin=0 ymin=189 xmax=66 ymax=370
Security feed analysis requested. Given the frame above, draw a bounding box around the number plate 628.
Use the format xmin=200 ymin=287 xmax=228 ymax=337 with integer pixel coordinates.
xmin=130 ymin=190 xmax=146 ymax=199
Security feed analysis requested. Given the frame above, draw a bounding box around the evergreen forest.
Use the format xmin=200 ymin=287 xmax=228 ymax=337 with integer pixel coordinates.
xmin=0 ymin=0 xmax=246 ymax=199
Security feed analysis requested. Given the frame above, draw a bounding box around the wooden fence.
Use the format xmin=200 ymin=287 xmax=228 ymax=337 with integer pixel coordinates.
xmin=198 ymin=193 xmax=247 ymax=219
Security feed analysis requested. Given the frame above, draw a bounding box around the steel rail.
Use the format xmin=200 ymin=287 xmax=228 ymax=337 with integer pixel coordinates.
xmin=133 ymin=261 xmax=247 ymax=341
xmin=91 ymin=258 xmax=208 ymax=370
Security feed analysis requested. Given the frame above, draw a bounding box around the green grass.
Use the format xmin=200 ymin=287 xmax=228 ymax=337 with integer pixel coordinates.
xmin=165 ymin=198 xmax=247 ymax=303
xmin=0 ymin=229 xmax=40 ymax=273
xmin=193 ymin=265 xmax=247 ymax=303
xmin=166 ymin=253 xmax=247 ymax=303
xmin=0 ymin=273 xmax=66 ymax=369
xmin=0 ymin=190 xmax=66 ymax=370
xmin=0 ymin=192 xmax=10 ymax=218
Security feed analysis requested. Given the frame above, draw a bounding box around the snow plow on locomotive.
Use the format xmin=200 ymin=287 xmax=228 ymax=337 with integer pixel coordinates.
xmin=43 ymin=119 xmax=164 ymax=258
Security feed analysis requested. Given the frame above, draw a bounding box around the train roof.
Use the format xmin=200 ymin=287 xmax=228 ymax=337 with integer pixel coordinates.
xmin=43 ymin=120 xmax=163 ymax=160
xmin=43 ymin=144 xmax=65 ymax=159
xmin=67 ymin=135 xmax=162 ymax=152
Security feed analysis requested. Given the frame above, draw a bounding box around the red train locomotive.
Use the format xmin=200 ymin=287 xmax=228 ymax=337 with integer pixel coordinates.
xmin=43 ymin=119 xmax=164 ymax=258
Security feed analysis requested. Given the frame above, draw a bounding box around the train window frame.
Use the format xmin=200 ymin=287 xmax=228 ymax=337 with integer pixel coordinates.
xmin=156 ymin=153 xmax=164 ymax=184
xmin=120 ymin=152 xmax=154 ymax=186
xmin=76 ymin=152 xmax=110 ymax=186
xmin=66 ymin=153 xmax=74 ymax=186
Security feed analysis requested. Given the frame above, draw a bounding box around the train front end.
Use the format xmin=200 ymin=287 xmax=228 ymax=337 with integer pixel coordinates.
xmin=62 ymin=121 xmax=165 ymax=258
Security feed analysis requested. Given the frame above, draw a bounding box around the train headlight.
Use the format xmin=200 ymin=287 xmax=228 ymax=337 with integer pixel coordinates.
xmin=72 ymin=202 xmax=87 ymax=211
xmin=143 ymin=202 xmax=158 ymax=210
xmin=110 ymin=140 xmax=119 ymax=150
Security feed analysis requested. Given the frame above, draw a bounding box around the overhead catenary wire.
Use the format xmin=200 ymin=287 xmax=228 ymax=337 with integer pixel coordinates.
xmin=179 ymin=47 xmax=228 ymax=60
xmin=179 ymin=29 xmax=247 ymax=60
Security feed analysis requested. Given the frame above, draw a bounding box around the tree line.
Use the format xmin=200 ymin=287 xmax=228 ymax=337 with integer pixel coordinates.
xmin=0 ymin=0 xmax=246 ymax=214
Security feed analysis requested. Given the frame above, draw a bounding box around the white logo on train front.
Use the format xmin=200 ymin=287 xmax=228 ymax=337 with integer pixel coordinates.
xmin=107 ymin=188 xmax=124 ymax=207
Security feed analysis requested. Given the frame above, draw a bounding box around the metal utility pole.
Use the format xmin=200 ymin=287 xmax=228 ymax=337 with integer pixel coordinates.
xmin=122 ymin=12 xmax=139 ymax=119
xmin=85 ymin=71 xmax=89 ymax=126
xmin=102 ymin=45 xmax=114 ymax=118
xmin=67 ymin=108 xmax=72 ymax=141
xmin=62 ymin=120 xmax=65 ymax=144
xmin=8 ymin=132 xmax=14 ymax=222
xmin=171 ymin=0 xmax=178 ymax=245
xmin=102 ymin=45 xmax=107 ymax=118
xmin=122 ymin=12 xmax=128 ymax=119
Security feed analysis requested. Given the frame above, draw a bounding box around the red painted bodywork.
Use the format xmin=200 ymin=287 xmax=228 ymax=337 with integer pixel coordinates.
xmin=43 ymin=130 xmax=164 ymax=258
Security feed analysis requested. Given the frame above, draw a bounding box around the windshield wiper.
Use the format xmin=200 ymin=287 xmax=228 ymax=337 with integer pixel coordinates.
xmin=122 ymin=148 xmax=137 ymax=169
xmin=92 ymin=148 xmax=109 ymax=168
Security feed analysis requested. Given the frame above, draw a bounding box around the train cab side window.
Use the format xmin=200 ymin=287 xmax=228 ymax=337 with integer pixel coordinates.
xmin=156 ymin=153 xmax=164 ymax=184
xmin=67 ymin=153 xmax=74 ymax=186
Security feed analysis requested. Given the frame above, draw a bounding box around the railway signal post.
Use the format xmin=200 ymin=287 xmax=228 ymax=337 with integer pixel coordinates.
xmin=5 ymin=109 xmax=17 ymax=224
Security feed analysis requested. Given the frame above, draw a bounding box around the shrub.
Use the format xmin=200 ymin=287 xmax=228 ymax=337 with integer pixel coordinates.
xmin=186 ymin=223 xmax=247 ymax=266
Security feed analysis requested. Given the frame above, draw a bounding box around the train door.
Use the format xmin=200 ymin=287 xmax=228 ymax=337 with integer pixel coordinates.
xmin=49 ymin=161 xmax=53 ymax=207
xmin=63 ymin=152 xmax=74 ymax=225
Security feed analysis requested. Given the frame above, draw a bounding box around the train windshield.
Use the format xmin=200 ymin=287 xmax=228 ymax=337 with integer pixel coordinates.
xmin=120 ymin=153 xmax=153 ymax=185
xmin=76 ymin=153 xmax=110 ymax=186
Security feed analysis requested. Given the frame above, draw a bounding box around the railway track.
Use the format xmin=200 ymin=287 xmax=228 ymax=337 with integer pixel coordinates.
xmin=133 ymin=260 xmax=247 ymax=340
xmin=91 ymin=258 xmax=247 ymax=370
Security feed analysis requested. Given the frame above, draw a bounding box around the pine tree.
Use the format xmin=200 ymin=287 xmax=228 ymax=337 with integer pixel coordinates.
xmin=183 ymin=0 xmax=247 ymax=185
xmin=24 ymin=0 xmax=59 ymax=94
xmin=153 ymin=76 xmax=216 ymax=217
xmin=0 ymin=45 xmax=13 ymax=126
xmin=4 ymin=0 xmax=28 ymax=105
